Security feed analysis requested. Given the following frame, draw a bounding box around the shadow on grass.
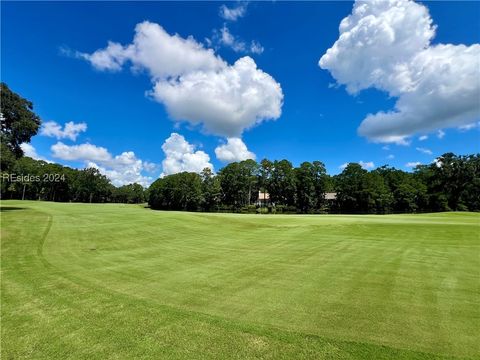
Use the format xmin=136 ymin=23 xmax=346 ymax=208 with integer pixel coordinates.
xmin=0 ymin=206 xmax=26 ymax=212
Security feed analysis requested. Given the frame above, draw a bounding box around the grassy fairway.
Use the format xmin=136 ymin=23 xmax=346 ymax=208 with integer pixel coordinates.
xmin=1 ymin=201 xmax=479 ymax=359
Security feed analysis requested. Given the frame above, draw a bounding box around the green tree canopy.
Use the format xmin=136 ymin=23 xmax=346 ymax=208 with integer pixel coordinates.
xmin=1 ymin=83 xmax=41 ymax=164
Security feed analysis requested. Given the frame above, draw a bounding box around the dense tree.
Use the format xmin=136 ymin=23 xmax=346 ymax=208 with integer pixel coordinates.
xmin=334 ymin=164 xmax=393 ymax=214
xmin=334 ymin=163 xmax=368 ymax=213
xmin=312 ymin=161 xmax=328 ymax=209
xmin=364 ymin=172 xmax=393 ymax=214
xmin=71 ymin=168 xmax=112 ymax=203
xmin=414 ymin=153 xmax=480 ymax=211
xmin=258 ymin=158 xmax=273 ymax=207
xmin=201 ymin=168 xmax=221 ymax=211
xmin=218 ymin=160 xmax=259 ymax=209
xmin=373 ymin=166 xmax=426 ymax=213
xmin=295 ymin=162 xmax=317 ymax=213
xmin=2 ymin=157 xmax=121 ymax=203
xmin=1 ymin=83 xmax=41 ymax=166
xmin=243 ymin=159 xmax=260 ymax=206
xmin=112 ymin=183 xmax=145 ymax=204
xmin=148 ymin=172 xmax=203 ymax=211
xmin=458 ymin=155 xmax=480 ymax=211
xmin=269 ymin=160 xmax=296 ymax=206
xmin=1 ymin=142 xmax=17 ymax=173
xmin=2 ymin=151 xmax=479 ymax=215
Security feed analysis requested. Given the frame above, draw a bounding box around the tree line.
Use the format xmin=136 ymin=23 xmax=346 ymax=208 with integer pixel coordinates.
xmin=1 ymin=156 xmax=145 ymax=204
xmin=148 ymin=154 xmax=480 ymax=214
xmin=1 ymin=82 xmax=479 ymax=214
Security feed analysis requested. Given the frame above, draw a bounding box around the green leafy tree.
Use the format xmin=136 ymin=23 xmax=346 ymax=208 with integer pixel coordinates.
xmin=218 ymin=160 xmax=259 ymax=209
xmin=1 ymin=83 xmax=41 ymax=165
xmin=295 ymin=162 xmax=316 ymax=213
xmin=71 ymin=168 xmax=112 ymax=203
xmin=201 ymin=168 xmax=221 ymax=211
xmin=148 ymin=172 xmax=203 ymax=211
xmin=374 ymin=166 xmax=426 ymax=213
xmin=113 ymin=183 xmax=145 ymax=203
xmin=270 ymin=160 xmax=296 ymax=206
xmin=335 ymin=163 xmax=367 ymax=213
xmin=312 ymin=161 xmax=328 ymax=210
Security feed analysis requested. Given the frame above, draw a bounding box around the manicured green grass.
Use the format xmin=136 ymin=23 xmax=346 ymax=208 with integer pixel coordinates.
xmin=1 ymin=201 xmax=479 ymax=359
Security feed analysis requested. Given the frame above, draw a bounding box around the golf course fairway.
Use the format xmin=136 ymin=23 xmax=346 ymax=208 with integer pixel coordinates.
xmin=1 ymin=201 xmax=479 ymax=359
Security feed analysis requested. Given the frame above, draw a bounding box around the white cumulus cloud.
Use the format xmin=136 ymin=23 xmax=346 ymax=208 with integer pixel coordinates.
xmin=51 ymin=142 xmax=111 ymax=162
xmin=76 ymin=21 xmax=282 ymax=138
xmin=51 ymin=142 xmax=152 ymax=186
xmin=215 ymin=137 xmax=256 ymax=163
xmin=153 ymin=57 xmax=281 ymax=137
xmin=78 ymin=22 xmax=224 ymax=76
xmin=40 ymin=121 xmax=87 ymax=141
xmin=319 ymin=0 xmax=480 ymax=144
xmin=143 ymin=161 xmax=158 ymax=173
xmin=20 ymin=143 xmax=51 ymax=163
xmin=161 ymin=133 xmax=213 ymax=176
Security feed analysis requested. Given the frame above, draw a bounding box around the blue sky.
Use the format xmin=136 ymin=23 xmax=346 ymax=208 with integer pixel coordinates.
xmin=2 ymin=1 xmax=479 ymax=185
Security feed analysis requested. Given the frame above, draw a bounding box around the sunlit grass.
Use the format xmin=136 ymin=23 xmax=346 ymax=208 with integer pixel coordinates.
xmin=1 ymin=201 xmax=479 ymax=359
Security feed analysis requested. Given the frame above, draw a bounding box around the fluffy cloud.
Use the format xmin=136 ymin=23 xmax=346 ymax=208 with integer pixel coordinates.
xmin=143 ymin=161 xmax=158 ymax=173
xmin=319 ymin=0 xmax=480 ymax=144
xmin=215 ymin=137 xmax=255 ymax=162
xmin=77 ymin=21 xmax=282 ymax=137
xmin=20 ymin=143 xmax=51 ymax=163
xmin=419 ymin=135 xmax=428 ymax=141
xmin=219 ymin=2 xmax=248 ymax=21
xmin=416 ymin=147 xmax=432 ymax=155
xmin=51 ymin=142 xmax=153 ymax=186
xmin=78 ymin=23 xmax=224 ymax=76
xmin=40 ymin=121 xmax=87 ymax=141
xmin=153 ymin=57 xmax=281 ymax=137
xmin=161 ymin=133 xmax=213 ymax=176
xmin=51 ymin=142 xmax=111 ymax=162
xmin=20 ymin=143 xmax=40 ymax=159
